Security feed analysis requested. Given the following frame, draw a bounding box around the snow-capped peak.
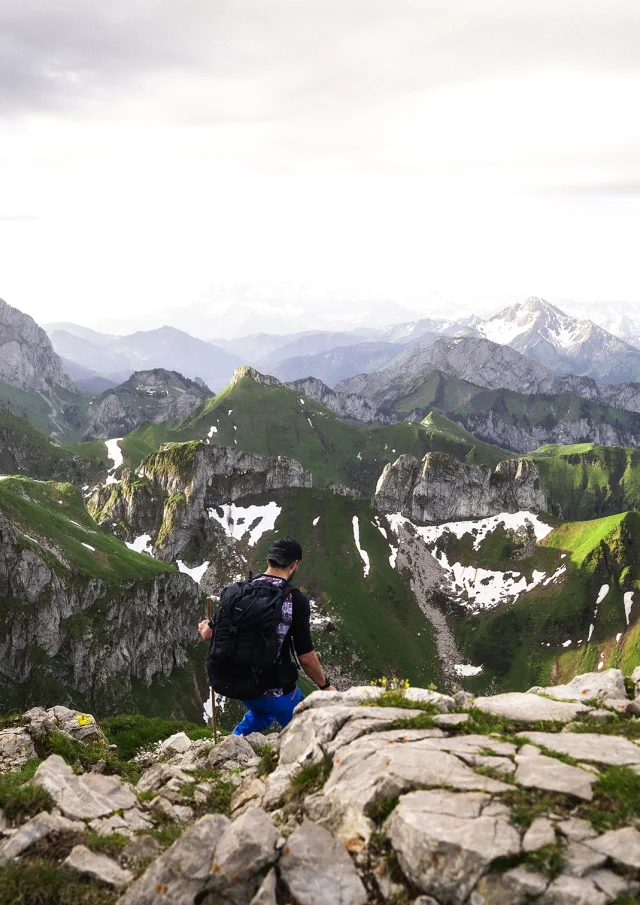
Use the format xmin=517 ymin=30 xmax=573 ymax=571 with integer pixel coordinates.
xmin=477 ymin=297 xmax=594 ymax=352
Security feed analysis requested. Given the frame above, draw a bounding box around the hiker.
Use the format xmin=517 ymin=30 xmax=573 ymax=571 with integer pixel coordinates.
xmin=198 ymin=536 xmax=336 ymax=736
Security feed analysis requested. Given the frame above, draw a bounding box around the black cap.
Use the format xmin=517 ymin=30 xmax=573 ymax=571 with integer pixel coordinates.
xmin=267 ymin=537 xmax=303 ymax=566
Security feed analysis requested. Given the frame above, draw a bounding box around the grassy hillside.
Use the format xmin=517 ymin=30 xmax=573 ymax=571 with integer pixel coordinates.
xmin=453 ymin=511 xmax=640 ymax=694
xmin=0 ymin=381 xmax=91 ymax=444
xmin=206 ymin=486 xmax=444 ymax=689
xmin=0 ymin=409 xmax=108 ymax=484
xmin=531 ymin=444 xmax=640 ymax=520
xmin=0 ymin=476 xmax=175 ymax=582
xmin=121 ymin=374 xmax=508 ymax=493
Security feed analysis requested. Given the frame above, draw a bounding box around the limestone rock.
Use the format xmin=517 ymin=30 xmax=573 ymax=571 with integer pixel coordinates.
xmin=32 ymin=754 xmax=137 ymax=819
xmin=475 ymin=693 xmax=591 ymax=724
xmin=523 ymin=817 xmax=557 ymax=852
xmin=0 ymin=811 xmax=85 ymax=865
xmin=374 ymin=451 xmax=548 ymax=522
xmin=589 ymin=870 xmax=632 ymax=900
xmin=0 ymin=727 xmax=36 ymax=774
xmin=245 ymin=732 xmax=273 ymax=754
xmin=136 ymin=763 xmax=193 ymax=794
xmin=118 ymin=813 xmax=230 ymax=905
xmin=472 ymin=866 xmax=548 ymax=905
xmin=586 ymin=826 xmax=640 ymax=870
xmin=563 ymin=842 xmax=607 ymax=878
xmin=0 ymin=296 xmax=75 ymax=394
xmin=514 ymin=754 xmax=595 ymax=801
xmin=200 ymin=808 xmax=279 ymax=904
xmin=120 ymin=834 xmax=162 ymax=869
xmin=207 ymin=734 xmax=255 ymax=769
xmin=64 ymin=844 xmax=133 ymax=889
xmin=159 ymin=732 xmax=192 ymax=756
xmin=279 ymin=820 xmax=367 ymax=905
xmin=534 ymin=670 xmax=627 ymax=705
xmin=556 ymin=818 xmax=598 ymax=844
xmin=632 ymin=666 xmax=640 ymax=698
xmin=249 ymin=868 xmax=278 ymax=905
xmin=305 ymin=732 xmax=509 ymax=844
xmin=539 ymin=875 xmax=607 ymax=905
xmin=385 ymin=789 xmax=521 ymax=905
xmin=517 ymin=732 xmax=640 ymax=767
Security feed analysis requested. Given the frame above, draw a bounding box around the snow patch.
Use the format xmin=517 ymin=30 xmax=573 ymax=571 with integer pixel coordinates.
xmin=596 ymin=585 xmax=610 ymax=606
xmin=616 ymin=633 xmax=623 ymax=643
xmin=454 ymin=664 xmax=483 ymax=677
xmin=177 ymin=560 xmax=210 ymax=583
xmin=81 ymin=542 xmax=96 ymax=552
xmin=352 ymin=516 xmax=370 ymax=578
xmin=387 ymin=511 xmax=555 ymax=613
xmin=126 ymin=535 xmax=153 ymax=555
xmin=105 ymin=439 xmax=123 ymax=471
xmin=588 ymin=623 xmax=595 ymax=642
xmin=625 ymin=592 xmax=634 ymax=626
xmin=208 ymin=425 xmax=218 ymax=437
xmin=209 ymin=502 xmax=282 ymax=546
xmin=307 ymin=418 xmax=314 ymax=429
xmin=228 ymin=409 xmax=233 ymax=416
xmin=562 ymin=640 xmax=572 ymax=648
xmin=313 ymin=517 xmax=320 ymax=527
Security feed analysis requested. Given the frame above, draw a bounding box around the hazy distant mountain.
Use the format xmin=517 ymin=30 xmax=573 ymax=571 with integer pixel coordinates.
xmin=60 ymin=358 xmax=119 ymax=395
xmin=476 ymin=297 xmax=640 ymax=384
xmin=271 ymin=341 xmax=402 ymax=386
xmin=47 ymin=324 xmax=246 ymax=392
xmin=377 ymin=318 xmax=468 ymax=344
xmin=593 ymin=311 xmax=640 ymax=351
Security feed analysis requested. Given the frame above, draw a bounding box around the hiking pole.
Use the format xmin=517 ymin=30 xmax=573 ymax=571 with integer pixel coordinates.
xmin=207 ymin=596 xmax=218 ymax=745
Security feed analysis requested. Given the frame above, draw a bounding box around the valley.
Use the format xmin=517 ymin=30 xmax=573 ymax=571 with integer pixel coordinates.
xmin=3 ymin=293 xmax=640 ymax=730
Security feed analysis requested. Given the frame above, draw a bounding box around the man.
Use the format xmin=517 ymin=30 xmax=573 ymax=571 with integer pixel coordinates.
xmin=198 ymin=536 xmax=336 ymax=735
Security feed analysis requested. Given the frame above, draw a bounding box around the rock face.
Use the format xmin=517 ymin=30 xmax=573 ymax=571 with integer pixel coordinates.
xmin=374 ymin=451 xmax=548 ymax=521
xmin=4 ymin=674 xmax=640 ymax=905
xmin=0 ymin=297 xmax=75 ymax=394
xmin=83 ymin=369 xmax=211 ymax=440
xmin=0 ymin=510 xmax=200 ymax=712
xmin=288 ymin=376 xmax=390 ymax=424
xmin=90 ymin=442 xmax=312 ymax=561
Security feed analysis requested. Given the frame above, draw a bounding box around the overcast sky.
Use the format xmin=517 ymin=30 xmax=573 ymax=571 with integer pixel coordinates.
xmin=1 ymin=0 xmax=639 ymax=334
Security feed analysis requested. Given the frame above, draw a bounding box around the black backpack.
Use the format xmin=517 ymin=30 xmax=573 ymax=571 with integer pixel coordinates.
xmin=206 ymin=578 xmax=299 ymax=699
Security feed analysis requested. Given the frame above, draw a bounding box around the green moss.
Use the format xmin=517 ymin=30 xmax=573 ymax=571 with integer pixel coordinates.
xmin=256 ymin=744 xmax=278 ymax=777
xmin=85 ymin=832 xmax=130 ymax=858
xmin=583 ymin=766 xmax=640 ymax=832
xmin=289 ymin=759 xmax=332 ymax=798
xmin=0 ymin=759 xmax=52 ymax=822
xmin=0 ymin=860 xmax=118 ymax=905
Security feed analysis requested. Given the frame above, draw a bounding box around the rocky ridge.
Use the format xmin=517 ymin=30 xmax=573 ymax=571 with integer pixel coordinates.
xmin=83 ymin=370 xmax=212 ymax=441
xmin=3 ymin=669 xmax=640 ymax=904
xmin=0 ymin=297 xmax=76 ymax=395
xmin=374 ymin=452 xmax=549 ymax=522
xmin=0 ymin=508 xmax=200 ymax=714
xmin=90 ymin=442 xmax=313 ymax=562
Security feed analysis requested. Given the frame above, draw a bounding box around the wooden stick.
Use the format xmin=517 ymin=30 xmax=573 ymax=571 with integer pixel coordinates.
xmin=207 ymin=597 xmax=218 ymax=745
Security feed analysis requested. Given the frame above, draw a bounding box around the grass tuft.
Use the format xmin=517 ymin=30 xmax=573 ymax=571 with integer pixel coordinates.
xmin=289 ymin=759 xmax=332 ymax=798
xmin=256 ymin=744 xmax=278 ymax=777
xmin=0 ymin=759 xmax=53 ymax=823
xmin=86 ymin=832 xmax=130 ymax=858
xmin=0 ymin=860 xmax=118 ymax=905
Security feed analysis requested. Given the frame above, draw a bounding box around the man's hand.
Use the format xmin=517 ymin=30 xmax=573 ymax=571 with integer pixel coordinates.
xmin=321 ymin=685 xmax=337 ymax=692
xmin=198 ymin=620 xmax=212 ymax=641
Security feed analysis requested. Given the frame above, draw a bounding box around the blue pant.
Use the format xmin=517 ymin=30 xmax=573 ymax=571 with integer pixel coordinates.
xmin=232 ymin=686 xmax=303 ymax=736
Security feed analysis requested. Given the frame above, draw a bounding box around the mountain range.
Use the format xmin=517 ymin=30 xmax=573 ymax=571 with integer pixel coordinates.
xmin=3 ymin=291 xmax=640 ymax=727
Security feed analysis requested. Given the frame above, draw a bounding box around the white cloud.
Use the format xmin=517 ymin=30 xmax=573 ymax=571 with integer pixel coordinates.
xmin=0 ymin=1 xmax=639 ymax=331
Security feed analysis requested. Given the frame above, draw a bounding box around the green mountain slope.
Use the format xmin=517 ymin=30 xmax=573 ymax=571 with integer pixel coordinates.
xmin=0 ymin=409 xmax=108 ymax=484
xmin=531 ymin=444 xmax=640 ymax=520
xmin=452 ymin=511 xmax=640 ymax=694
xmin=120 ymin=373 xmax=508 ymax=493
xmin=208 ymin=487 xmax=444 ymax=690
xmin=0 ymin=476 xmax=175 ymax=582
xmin=0 ymin=380 xmax=91 ymax=444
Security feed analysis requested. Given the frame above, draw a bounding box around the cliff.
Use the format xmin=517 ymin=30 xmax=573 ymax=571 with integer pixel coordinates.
xmin=374 ymin=451 xmax=549 ymax=521
xmin=0 ymin=297 xmax=76 ymax=394
xmin=90 ymin=442 xmax=313 ymax=561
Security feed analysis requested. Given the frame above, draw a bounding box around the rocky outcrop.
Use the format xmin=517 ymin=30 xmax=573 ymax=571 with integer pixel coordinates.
xmin=0 ymin=297 xmax=75 ymax=394
xmin=3 ymin=671 xmax=640 ymax=904
xmin=83 ymin=369 xmax=211 ymax=440
xmin=90 ymin=442 xmax=312 ymax=561
xmin=288 ymin=375 xmax=390 ymax=424
xmin=0 ymin=510 xmax=201 ymax=713
xmin=374 ymin=451 xmax=549 ymax=521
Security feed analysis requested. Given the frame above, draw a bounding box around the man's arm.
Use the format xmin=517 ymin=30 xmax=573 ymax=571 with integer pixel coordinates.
xmin=298 ymin=651 xmax=336 ymax=692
